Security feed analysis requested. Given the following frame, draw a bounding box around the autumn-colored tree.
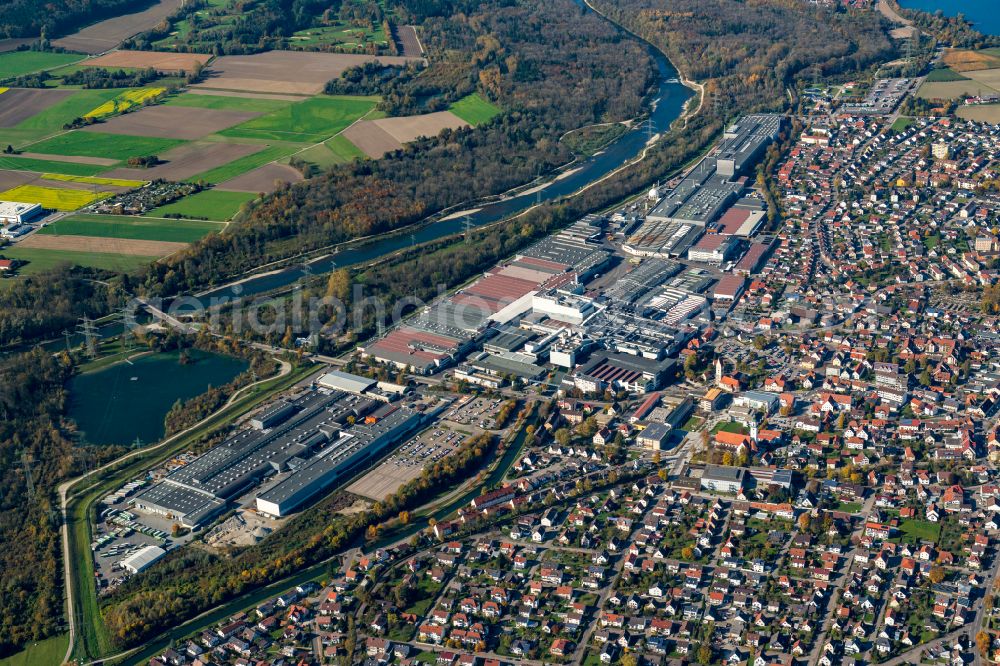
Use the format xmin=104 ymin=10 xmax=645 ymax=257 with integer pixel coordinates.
xmin=929 ymin=566 xmax=946 ymax=584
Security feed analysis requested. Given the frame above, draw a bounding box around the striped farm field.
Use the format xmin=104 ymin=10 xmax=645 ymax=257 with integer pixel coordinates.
xmin=39 ymin=214 xmax=224 ymax=243
xmin=23 ymin=132 xmax=184 ymax=162
xmin=84 ymin=87 xmax=166 ymax=119
xmin=0 ymin=184 xmax=110 ymax=210
xmin=41 ymin=173 xmax=146 ymax=188
xmin=0 ymin=156 xmax=107 ymax=177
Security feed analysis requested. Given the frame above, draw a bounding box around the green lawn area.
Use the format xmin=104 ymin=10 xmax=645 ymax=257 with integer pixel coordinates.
xmin=219 ymin=95 xmax=377 ymax=143
xmin=925 ymin=67 xmax=969 ymax=82
xmin=711 ymin=420 xmax=748 ymax=435
xmin=835 ymin=501 xmax=863 ymax=514
xmin=899 ymin=519 xmax=941 ymax=543
xmin=23 ymin=131 xmax=184 ymax=162
xmin=290 ymin=21 xmax=389 ymax=49
xmin=296 ymin=133 xmax=365 ymax=168
xmin=39 ymin=213 xmax=224 ymax=242
xmin=449 ymin=93 xmax=502 ymax=126
xmin=0 ymin=634 xmax=68 ymax=666
xmin=0 ymin=155 xmax=107 ymax=176
xmin=3 ymin=246 xmax=156 ymax=274
xmin=145 ymin=190 xmax=256 ymax=221
xmin=187 ymin=143 xmax=299 ymax=184
xmin=326 ymin=133 xmax=366 ymax=161
xmin=890 ymin=116 xmax=916 ymax=132
xmin=0 ymin=51 xmax=81 ymax=80
xmin=164 ymin=92 xmax=295 ymax=115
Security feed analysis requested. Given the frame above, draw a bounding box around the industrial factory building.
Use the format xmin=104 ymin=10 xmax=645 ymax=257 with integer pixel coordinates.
xmin=132 ymin=388 xmax=418 ymax=528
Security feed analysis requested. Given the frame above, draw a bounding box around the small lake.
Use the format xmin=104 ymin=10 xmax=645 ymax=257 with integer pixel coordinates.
xmin=67 ymin=349 xmax=248 ymax=446
xmin=899 ymin=0 xmax=1000 ymax=36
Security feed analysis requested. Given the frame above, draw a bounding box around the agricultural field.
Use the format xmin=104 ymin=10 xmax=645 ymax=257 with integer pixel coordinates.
xmin=0 ymin=51 xmax=81 ymax=80
xmin=942 ymin=48 xmax=1000 ymax=73
xmin=144 ymin=190 xmax=255 ymax=220
xmin=83 ymin=51 xmax=211 ymax=74
xmin=917 ymin=79 xmax=996 ymax=101
xmin=186 ymin=143 xmax=301 ymax=185
xmin=1 ymin=246 xmax=157 ymax=274
xmin=84 ymin=104 xmax=261 ymax=140
xmin=957 ymin=104 xmax=1000 ymax=123
xmin=193 ymin=51 xmax=419 ymax=95
xmin=0 ymin=184 xmax=110 ymax=210
xmin=0 ymin=633 xmax=68 ymax=666
xmin=217 ymin=163 xmax=303 ymax=193
xmin=51 ymin=0 xmax=187 ymax=54
xmin=924 ymin=67 xmax=969 ymax=83
xmin=342 ymin=110 xmax=468 ymax=157
xmin=219 ymin=95 xmax=378 ymax=142
xmin=84 ymin=87 xmax=166 ymax=119
xmin=22 ymin=132 xmax=183 ymax=162
xmin=448 ymin=93 xmax=502 ymax=126
xmin=40 ymin=213 xmax=224 ymax=242
xmin=0 ymin=156 xmax=106 ymax=177
xmin=964 ymin=68 xmax=1000 ymax=94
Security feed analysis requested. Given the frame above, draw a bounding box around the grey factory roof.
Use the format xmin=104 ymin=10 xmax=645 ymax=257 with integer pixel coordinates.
xmin=256 ymin=406 xmax=422 ymax=510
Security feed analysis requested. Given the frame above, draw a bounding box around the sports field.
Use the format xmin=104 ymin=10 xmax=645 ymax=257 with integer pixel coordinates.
xmin=219 ymin=95 xmax=377 ymax=142
xmin=23 ymin=132 xmax=184 ymax=162
xmin=0 ymin=184 xmax=110 ymax=210
xmin=39 ymin=214 xmax=224 ymax=242
xmin=449 ymin=93 xmax=501 ymax=126
xmin=0 ymin=51 xmax=81 ymax=79
xmin=145 ymin=190 xmax=256 ymax=220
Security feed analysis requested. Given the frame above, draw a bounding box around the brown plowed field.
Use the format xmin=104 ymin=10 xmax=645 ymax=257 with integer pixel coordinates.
xmin=81 ymin=105 xmax=260 ymax=140
xmin=0 ymin=88 xmax=74 ymax=127
xmin=19 ymin=234 xmax=186 ymax=256
xmin=193 ymin=51 xmax=422 ymax=95
xmin=51 ymin=0 xmax=186 ymax=54
xmin=341 ymin=121 xmax=403 ymax=158
xmin=102 ymin=142 xmax=263 ymax=181
xmin=371 ymin=111 xmax=469 ymax=143
xmin=217 ymin=163 xmax=303 ymax=193
xmin=84 ymin=50 xmax=211 ymax=73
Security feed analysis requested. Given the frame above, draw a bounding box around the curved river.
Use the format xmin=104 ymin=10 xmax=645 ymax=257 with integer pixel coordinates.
xmin=199 ymin=7 xmax=692 ymax=301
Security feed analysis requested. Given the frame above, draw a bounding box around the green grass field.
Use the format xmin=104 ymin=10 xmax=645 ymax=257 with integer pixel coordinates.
xmin=925 ymin=67 xmax=970 ymax=82
xmin=0 ymin=51 xmax=81 ymax=80
xmin=449 ymin=93 xmax=501 ymax=126
xmin=145 ymin=190 xmax=255 ymax=220
xmin=289 ymin=21 xmax=388 ymax=49
xmin=326 ymin=133 xmax=366 ymax=161
xmin=39 ymin=214 xmax=224 ymax=242
xmin=0 ymin=633 xmax=68 ymax=666
xmin=0 ymin=155 xmax=107 ymax=176
xmin=3 ymin=246 xmax=156 ymax=273
xmin=23 ymin=132 xmax=184 ymax=161
xmin=219 ymin=95 xmax=377 ymax=142
xmin=164 ymin=92 xmax=294 ymax=114
xmin=899 ymin=519 xmax=941 ymax=543
xmin=891 ymin=117 xmax=916 ymax=132
xmin=296 ymin=133 xmax=365 ymax=168
xmin=187 ymin=143 xmax=299 ymax=184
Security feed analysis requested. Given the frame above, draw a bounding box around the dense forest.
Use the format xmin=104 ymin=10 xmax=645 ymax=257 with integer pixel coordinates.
xmin=0 ymin=350 xmax=97 ymax=654
xmin=140 ymin=0 xmax=653 ymax=295
xmin=0 ymin=0 xmax=151 ymax=39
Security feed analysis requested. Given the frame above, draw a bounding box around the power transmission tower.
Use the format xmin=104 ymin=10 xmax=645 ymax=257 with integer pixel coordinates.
xmin=62 ymin=329 xmax=72 ymax=352
xmin=464 ymin=215 xmax=473 ymax=243
xmin=20 ymin=451 xmax=35 ymax=500
xmin=78 ymin=315 xmax=98 ymax=359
